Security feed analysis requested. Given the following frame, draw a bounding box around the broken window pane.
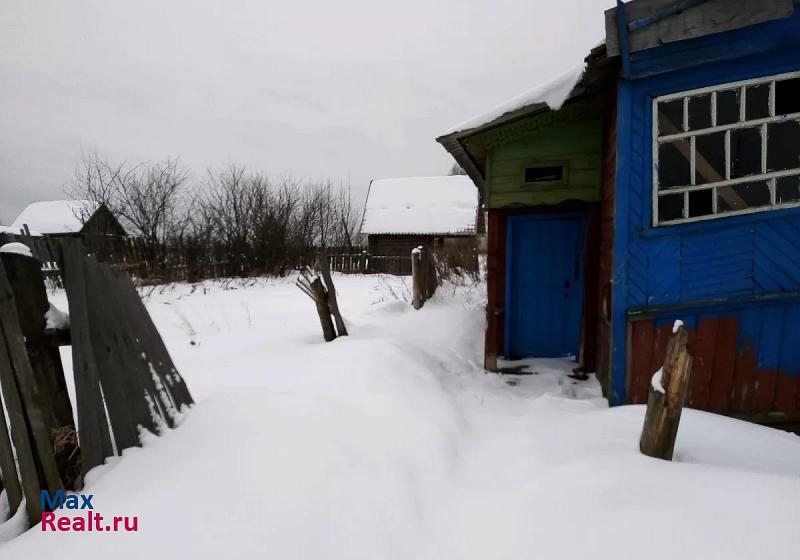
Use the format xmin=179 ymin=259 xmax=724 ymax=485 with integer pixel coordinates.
xmin=746 ymin=84 xmax=770 ymax=120
xmin=775 ymin=77 xmax=800 ymax=115
xmin=657 ymin=99 xmax=684 ymax=136
xmin=716 ymin=89 xmax=740 ymax=125
xmin=658 ymin=139 xmax=691 ymax=188
xmin=767 ymin=120 xmax=800 ymax=171
xmin=776 ymin=176 xmax=800 ymax=204
xmin=694 ymin=132 xmax=725 ymax=184
xmin=717 ymin=181 xmax=770 ymax=213
xmin=730 ymin=127 xmax=762 ymax=178
xmin=688 ymin=189 xmax=713 ymax=218
xmin=658 ymin=193 xmax=684 ymax=222
xmin=688 ymin=94 xmax=712 ymax=131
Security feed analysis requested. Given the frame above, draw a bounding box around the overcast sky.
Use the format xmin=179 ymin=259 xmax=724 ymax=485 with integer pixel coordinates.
xmin=0 ymin=0 xmax=610 ymax=224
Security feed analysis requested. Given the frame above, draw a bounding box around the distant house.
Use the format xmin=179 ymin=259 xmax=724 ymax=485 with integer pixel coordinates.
xmin=9 ymin=200 xmax=126 ymax=238
xmin=438 ymin=1 xmax=800 ymax=427
xmin=360 ymin=175 xmax=480 ymax=256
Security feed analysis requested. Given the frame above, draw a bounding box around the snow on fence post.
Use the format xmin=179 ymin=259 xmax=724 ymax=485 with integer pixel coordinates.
xmin=639 ymin=321 xmax=693 ymax=461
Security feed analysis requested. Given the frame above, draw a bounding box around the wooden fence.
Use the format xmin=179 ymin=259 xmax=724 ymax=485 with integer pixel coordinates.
xmin=327 ymin=253 xmax=412 ymax=276
xmin=0 ymin=239 xmax=193 ymax=528
xmin=0 ymin=231 xmax=416 ymax=285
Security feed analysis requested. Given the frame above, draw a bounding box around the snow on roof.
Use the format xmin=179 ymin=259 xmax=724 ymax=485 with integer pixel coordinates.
xmin=442 ymin=63 xmax=585 ymax=136
xmin=10 ymin=200 xmax=97 ymax=235
xmin=361 ymin=176 xmax=478 ymax=236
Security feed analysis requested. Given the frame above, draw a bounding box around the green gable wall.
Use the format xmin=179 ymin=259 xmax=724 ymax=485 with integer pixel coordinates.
xmin=468 ymin=97 xmax=603 ymax=209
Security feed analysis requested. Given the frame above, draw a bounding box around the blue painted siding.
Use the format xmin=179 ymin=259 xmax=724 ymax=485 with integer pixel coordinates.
xmin=611 ymin=6 xmax=800 ymax=405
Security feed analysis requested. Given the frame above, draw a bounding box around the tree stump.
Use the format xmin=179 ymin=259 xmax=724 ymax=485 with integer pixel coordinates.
xmin=639 ymin=322 xmax=693 ymax=460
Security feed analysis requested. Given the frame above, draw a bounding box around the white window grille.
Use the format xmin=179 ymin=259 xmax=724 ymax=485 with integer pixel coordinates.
xmin=652 ymin=70 xmax=800 ymax=226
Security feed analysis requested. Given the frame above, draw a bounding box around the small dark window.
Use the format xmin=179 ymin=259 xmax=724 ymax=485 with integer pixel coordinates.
xmin=694 ymin=132 xmax=725 ymax=184
xmin=730 ymin=127 xmax=762 ymax=178
xmin=717 ymin=181 xmax=770 ymax=212
xmin=767 ymin=120 xmax=800 ymax=171
xmin=658 ymin=99 xmax=684 ymax=135
xmin=745 ymin=84 xmax=770 ymax=120
xmin=777 ymin=176 xmax=800 ymax=204
xmin=524 ymin=166 xmax=563 ymax=183
xmin=716 ymin=89 xmax=740 ymax=125
xmin=688 ymin=94 xmax=712 ymax=130
xmin=658 ymin=139 xmax=691 ymax=188
xmin=776 ymin=77 xmax=800 ymax=115
xmin=658 ymin=193 xmax=684 ymax=221
xmin=688 ymin=189 xmax=713 ymax=218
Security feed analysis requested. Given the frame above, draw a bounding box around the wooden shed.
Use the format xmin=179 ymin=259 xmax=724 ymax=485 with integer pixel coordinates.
xmin=360 ymin=175 xmax=480 ymax=257
xmin=437 ymin=45 xmax=616 ymax=375
xmin=8 ymin=200 xmax=126 ymax=239
xmin=438 ymin=0 xmax=800 ymax=429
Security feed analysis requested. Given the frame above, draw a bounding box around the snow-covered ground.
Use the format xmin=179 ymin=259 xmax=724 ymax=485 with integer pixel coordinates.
xmin=2 ymin=273 xmax=800 ymax=559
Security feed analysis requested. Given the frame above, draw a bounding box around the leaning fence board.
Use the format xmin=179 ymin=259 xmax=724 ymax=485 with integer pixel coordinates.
xmin=108 ymin=266 xmax=179 ymax=426
xmin=0 ymin=262 xmax=47 ymax=522
xmin=0 ymin=383 xmax=23 ymax=516
xmin=2 ymin=251 xmax=81 ymax=489
xmin=82 ymin=256 xmax=142 ymax=450
xmin=62 ymin=242 xmax=115 ymax=479
xmin=111 ymin=265 xmax=193 ymax=410
xmin=96 ymin=265 xmax=165 ymax=434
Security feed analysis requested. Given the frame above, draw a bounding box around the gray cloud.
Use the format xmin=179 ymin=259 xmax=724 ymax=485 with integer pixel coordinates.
xmin=0 ymin=0 xmax=610 ymax=223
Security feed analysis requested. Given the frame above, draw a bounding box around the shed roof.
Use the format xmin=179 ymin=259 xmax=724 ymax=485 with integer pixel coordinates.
xmin=360 ymin=176 xmax=478 ymax=236
xmin=10 ymin=200 xmax=98 ymax=235
xmin=436 ymin=43 xmax=614 ymax=193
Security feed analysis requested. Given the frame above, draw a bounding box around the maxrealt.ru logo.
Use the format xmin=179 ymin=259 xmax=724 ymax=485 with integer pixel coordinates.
xmin=40 ymin=490 xmax=139 ymax=532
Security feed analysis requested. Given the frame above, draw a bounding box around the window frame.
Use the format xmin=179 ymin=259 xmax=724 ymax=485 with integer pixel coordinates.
xmin=520 ymin=160 xmax=569 ymax=189
xmin=651 ymin=70 xmax=800 ymax=227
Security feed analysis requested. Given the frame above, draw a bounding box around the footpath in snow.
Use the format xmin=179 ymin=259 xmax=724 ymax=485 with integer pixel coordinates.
xmin=1 ymin=273 xmax=799 ymax=559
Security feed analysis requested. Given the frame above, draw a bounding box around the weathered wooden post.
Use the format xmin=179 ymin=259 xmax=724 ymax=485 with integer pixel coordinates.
xmin=640 ymin=321 xmax=693 ymax=460
xmin=319 ymin=256 xmax=347 ymax=337
xmin=296 ymin=267 xmax=337 ymax=341
xmin=412 ymin=246 xmax=425 ymax=309
xmin=1 ymin=245 xmax=81 ymax=490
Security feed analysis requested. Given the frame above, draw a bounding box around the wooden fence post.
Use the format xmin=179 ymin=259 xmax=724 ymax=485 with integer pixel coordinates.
xmin=640 ymin=321 xmax=693 ymax=460
xmin=412 ymin=247 xmax=425 ymax=309
xmin=319 ymin=257 xmax=347 ymax=337
xmin=1 ymin=251 xmax=81 ymax=490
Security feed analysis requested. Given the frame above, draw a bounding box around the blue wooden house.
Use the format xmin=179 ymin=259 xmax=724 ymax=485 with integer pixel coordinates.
xmin=439 ymin=0 xmax=800 ymax=427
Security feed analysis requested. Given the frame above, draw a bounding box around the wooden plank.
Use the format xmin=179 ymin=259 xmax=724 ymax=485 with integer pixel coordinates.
xmin=61 ymin=241 xmax=114 ymax=480
xmin=687 ymin=315 xmax=717 ymax=410
xmin=112 ymin=266 xmax=193 ymax=410
xmin=0 ymin=344 xmax=23 ymax=516
xmin=730 ymin=307 xmax=762 ymax=414
xmin=629 ymin=319 xmax=655 ymax=404
xmin=648 ymin=322 xmax=673 ymax=384
xmin=753 ymin=305 xmax=784 ymax=413
xmin=605 ymin=0 xmax=794 ymax=56
xmin=82 ymin=257 xmax=141 ymax=450
xmin=105 ymin=265 xmax=173 ymax=430
xmin=1 ymin=252 xmax=81 ymax=490
xmin=0 ymin=261 xmax=63 ymax=496
xmin=319 ymin=257 xmax=348 ymax=337
xmin=0 ymin=263 xmax=45 ymax=522
xmin=707 ymin=315 xmax=738 ymax=413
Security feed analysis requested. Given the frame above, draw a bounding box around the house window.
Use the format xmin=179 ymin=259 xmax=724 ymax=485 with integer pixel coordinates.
xmin=653 ymin=71 xmax=800 ymax=226
xmin=523 ymin=164 xmax=566 ymax=185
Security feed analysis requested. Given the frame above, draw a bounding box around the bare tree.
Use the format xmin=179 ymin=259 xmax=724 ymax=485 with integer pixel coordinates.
xmin=68 ymin=151 xmax=192 ymax=244
xmin=449 ymin=162 xmax=467 ymax=176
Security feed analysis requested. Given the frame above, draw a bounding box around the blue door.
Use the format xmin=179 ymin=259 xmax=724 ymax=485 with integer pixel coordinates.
xmin=505 ymin=214 xmax=585 ymax=359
